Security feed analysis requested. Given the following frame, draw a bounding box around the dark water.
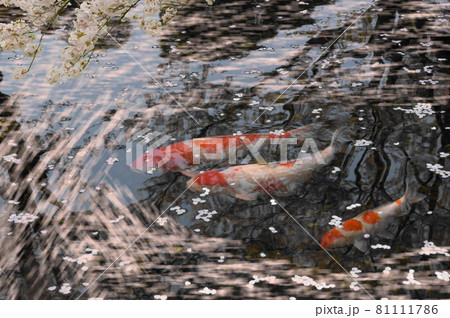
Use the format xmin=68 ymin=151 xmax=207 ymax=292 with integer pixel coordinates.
xmin=0 ymin=0 xmax=449 ymax=299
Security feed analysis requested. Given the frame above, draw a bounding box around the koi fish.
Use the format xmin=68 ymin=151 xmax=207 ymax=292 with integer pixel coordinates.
xmin=186 ymin=128 xmax=348 ymax=201
xmin=131 ymin=125 xmax=313 ymax=177
xmin=320 ymin=186 xmax=426 ymax=251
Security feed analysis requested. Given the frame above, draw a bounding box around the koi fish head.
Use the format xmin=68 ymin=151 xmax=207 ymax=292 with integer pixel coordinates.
xmin=187 ymin=169 xmax=229 ymax=192
xmin=320 ymin=228 xmax=348 ymax=248
xmin=131 ymin=149 xmax=169 ymax=173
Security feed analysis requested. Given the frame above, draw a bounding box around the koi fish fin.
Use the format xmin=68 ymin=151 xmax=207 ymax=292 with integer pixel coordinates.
xmin=234 ymin=193 xmax=259 ymax=201
xmin=353 ymin=238 xmax=369 ymax=252
xmin=180 ymin=169 xmax=199 ymax=178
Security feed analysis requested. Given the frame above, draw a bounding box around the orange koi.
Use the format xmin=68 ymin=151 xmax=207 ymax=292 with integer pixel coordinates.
xmin=186 ymin=128 xmax=347 ymax=200
xmin=131 ymin=125 xmax=312 ymax=177
xmin=320 ymin=187 xmax=426 ymax=251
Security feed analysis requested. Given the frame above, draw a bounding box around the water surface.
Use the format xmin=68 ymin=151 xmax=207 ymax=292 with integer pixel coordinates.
xmin=0 ymin=0 xmax=449 ymax=299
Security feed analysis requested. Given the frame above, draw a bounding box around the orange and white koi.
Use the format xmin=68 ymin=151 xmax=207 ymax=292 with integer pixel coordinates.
xmin=131 ymin=125 xmax=312 ymax=177
xmin=320 ymin=187 xmax=426 ymax=251
xmin=186 ymin=128 xmax=347 ymax=201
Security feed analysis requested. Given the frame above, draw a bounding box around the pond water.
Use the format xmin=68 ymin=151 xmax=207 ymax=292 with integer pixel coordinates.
xmin=0 ymin=0 xmax=449 ymax=299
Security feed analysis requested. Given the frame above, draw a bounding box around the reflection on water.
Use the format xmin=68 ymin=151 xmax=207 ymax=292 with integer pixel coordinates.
xmin=0 ymin=0 xmax=449 ymax=299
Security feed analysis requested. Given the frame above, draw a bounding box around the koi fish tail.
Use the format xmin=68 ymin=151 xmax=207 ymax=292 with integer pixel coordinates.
xmin=288 ymin=123 xmax=314 ymax=138
xmin=403 ymin=183 xmax=427 ymax=206
xmin=402 ymin=163 xmax=427 ymax=207
xmin=330 ymin=126 xmax=351 ymax=155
